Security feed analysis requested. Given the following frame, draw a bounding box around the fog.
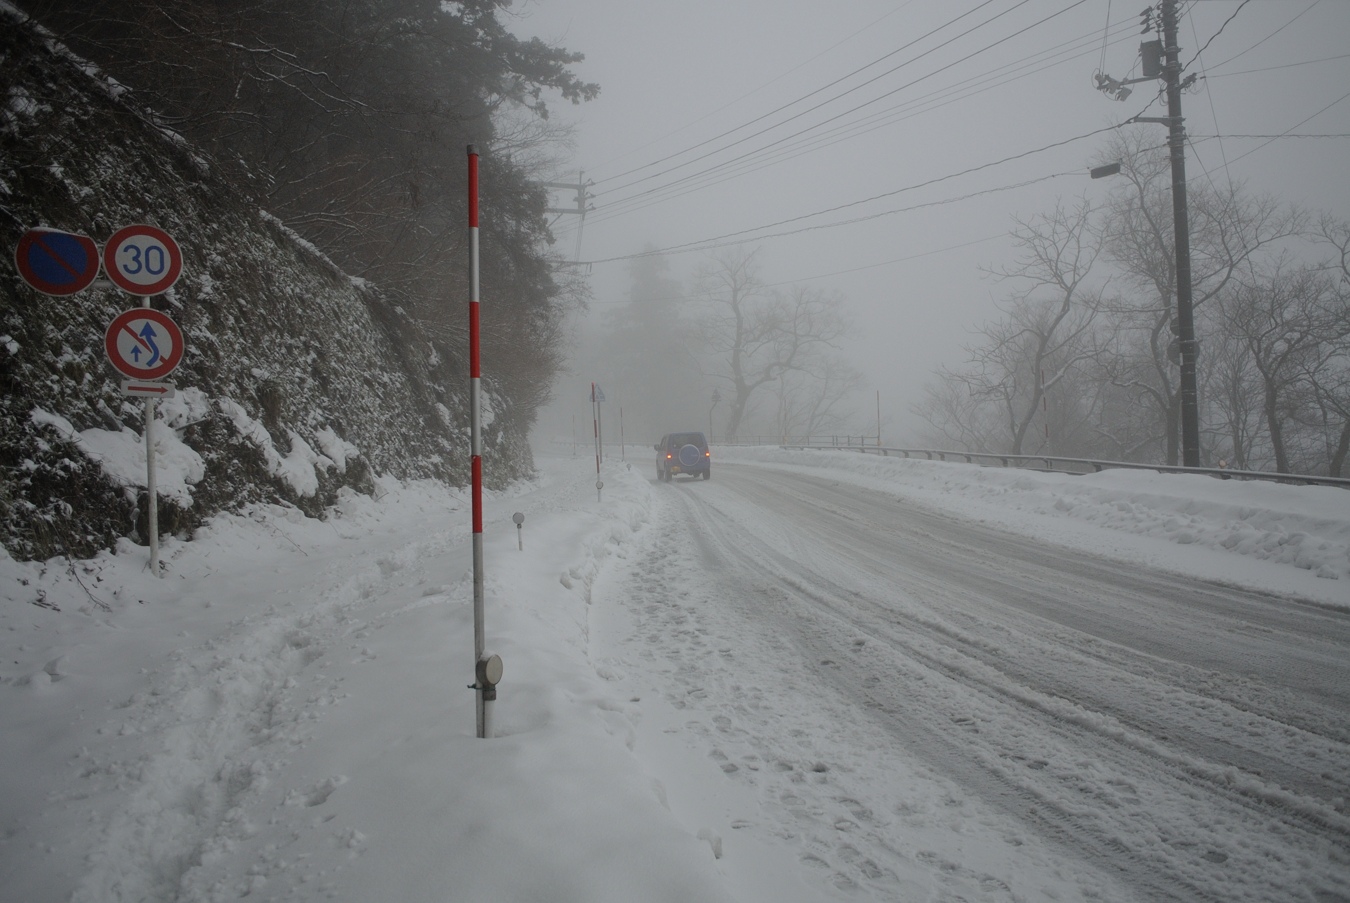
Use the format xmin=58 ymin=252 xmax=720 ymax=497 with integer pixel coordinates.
xmin=515 ymin=1 xmax=1350 ymax=449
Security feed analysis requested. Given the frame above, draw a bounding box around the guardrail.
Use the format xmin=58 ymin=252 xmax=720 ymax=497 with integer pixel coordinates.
xmin=776 ymin=444 xmax=1350 ymax=489
xmin=714 ymin=435 xmax=879 ymax=448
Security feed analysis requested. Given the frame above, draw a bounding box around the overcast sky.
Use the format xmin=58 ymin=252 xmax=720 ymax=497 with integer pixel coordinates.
xmin=512 ymin=0 xmax=1350 ymax=443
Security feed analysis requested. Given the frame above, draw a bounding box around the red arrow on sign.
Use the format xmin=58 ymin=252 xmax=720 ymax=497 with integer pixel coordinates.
xmin=120 ymin=380 xmax=176 ymax=398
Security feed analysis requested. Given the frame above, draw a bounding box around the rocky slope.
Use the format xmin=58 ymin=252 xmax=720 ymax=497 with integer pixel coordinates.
xmin=1 ymin=7 xmax=530 ymax=562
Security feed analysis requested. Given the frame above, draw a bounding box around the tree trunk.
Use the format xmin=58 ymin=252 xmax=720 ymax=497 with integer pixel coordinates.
xmin=1329 ymin=418 xmax=1350 ymax=477
xmin=1262 ymin=376 xmax=1290 ymax=473
xmin=1165 ymin=391 xmax=1181 ymax=466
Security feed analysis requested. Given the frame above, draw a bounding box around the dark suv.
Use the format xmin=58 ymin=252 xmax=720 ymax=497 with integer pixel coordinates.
xmin=655 ymin=432 xmax=711 ymax=481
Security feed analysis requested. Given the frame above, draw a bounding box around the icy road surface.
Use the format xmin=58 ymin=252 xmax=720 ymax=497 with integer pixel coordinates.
xmin=590 ymin=459 xmax=1350 ymax=902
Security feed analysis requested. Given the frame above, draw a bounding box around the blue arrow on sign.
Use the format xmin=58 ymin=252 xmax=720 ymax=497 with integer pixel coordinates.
xmin=138 ymin=323 xmax=162 ymax=367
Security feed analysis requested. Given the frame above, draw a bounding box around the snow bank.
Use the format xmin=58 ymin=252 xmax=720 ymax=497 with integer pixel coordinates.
xmin=720 ymin=446 xmax=1350 ymax=608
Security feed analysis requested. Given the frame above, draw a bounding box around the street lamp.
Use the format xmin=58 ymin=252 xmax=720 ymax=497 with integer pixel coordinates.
xmin=709 ymin=388 xmax=721 ymax=443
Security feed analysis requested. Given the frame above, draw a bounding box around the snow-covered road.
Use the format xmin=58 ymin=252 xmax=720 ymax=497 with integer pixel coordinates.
xmin=3 ymin=447 xmax=1348 ymax=901
xmin=591 ymin=460 xmax=1349 ymax=901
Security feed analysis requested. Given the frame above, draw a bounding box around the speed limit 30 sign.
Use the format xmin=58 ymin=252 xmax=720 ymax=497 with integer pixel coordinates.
xmin=103 ymin=224 xmax=182 ymax=296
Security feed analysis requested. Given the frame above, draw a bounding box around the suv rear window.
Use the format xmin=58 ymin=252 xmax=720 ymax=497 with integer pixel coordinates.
xmin=667 ymin=433 xmax=707 ymax=448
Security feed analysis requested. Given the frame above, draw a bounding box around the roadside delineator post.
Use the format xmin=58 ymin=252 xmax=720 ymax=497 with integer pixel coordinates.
xmin=467 ymin=145 xmax=501 ymax=739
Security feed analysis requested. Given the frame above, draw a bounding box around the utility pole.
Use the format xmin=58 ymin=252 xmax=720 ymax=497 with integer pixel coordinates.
xmin=1161 ymin=0 xmax=1200 ymax=468
xmin=1097 ymin=0 xmax=1201 ymax=467
xmin=543 ymin=174 xmax=593 ymax=262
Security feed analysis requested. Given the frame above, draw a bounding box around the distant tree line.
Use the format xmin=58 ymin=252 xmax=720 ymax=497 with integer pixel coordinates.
xmin=579 ymin=247 xmax=861 ymax=445
xmin=16 ymin=0 xmax=598 ymax=426
xmin=914 ymin=131 xmax=1350 ymax=476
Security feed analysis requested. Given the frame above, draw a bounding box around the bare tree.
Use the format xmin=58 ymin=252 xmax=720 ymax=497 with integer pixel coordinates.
xmin=929 ymin=199 xmax=1103 ymax=455
xmin=1203 ymin=328 xmax=1264 ymax=469
xmin=770 ymin=364 xmax=861 ymax=441
xmin=1215 ymin=259 xmax=1344 ymax=472
xmin=913 ymin=375 xmax=1002 ymax=451
xmin=1095 ymin=130 xmax=1305 ymax=464
xmin=1306 ymin=214 xmax=1350 ymax=475
xmin=695 ymin=250 xmax=854 ymax=440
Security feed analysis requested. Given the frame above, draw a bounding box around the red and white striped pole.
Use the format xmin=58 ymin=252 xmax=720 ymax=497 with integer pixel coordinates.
xmin=467 ymin=145 xmax=498 ymax=739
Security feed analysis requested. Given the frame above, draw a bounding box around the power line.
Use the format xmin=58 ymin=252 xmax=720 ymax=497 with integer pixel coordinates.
xmin=588 ymin=0 xmax=1009 ymax=189
xmin=582 ymin=17 xmax=1141 ymax=229
xmin=581 ymin=123 xmax=1126 ymax=265
xmin=592 ymin=1 xmax=1098 ymax=218
xmin=1202 ymin=52 xmax=1350 ymax=79
xmin=1203 ymin=0 xmax=1324 ymax=72
xmin=598 ymin=0 xmax=1092 ymax=207
xmin=1187 ymin=2 xmax=1243 ymax=194
xmin=1184 ymin=0 xmax=1252 ymax=70
xmin=1190 ymin=133 xmax=1350 ymax=140
xmin=1223 ymin=88 xmax=1350 ymax=166
xmin=580 ymin=4 xmax=921 ymax=177
xmin=603 ymin=174 xmax=1072 ymax=262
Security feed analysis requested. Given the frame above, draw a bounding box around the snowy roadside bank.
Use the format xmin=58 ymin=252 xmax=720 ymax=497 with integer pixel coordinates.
xmin=716 ymin=445 xmax=1350 ymax=610
xmin=0 ymin=458 xmax=734 ymax=903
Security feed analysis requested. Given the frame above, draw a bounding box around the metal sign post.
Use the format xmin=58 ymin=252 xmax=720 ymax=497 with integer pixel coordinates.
xmin=103 ymin=226 xmax=183 ymax=576
xmin=144 ymin=386 xmax=159 ymax=573
xmin=590 ymin=383 xmax=605 ymax=501
xmin=18 ymin=223 xmax=185 ymax=577
xmin=102 ymin=234 xmax=184 ymax=577
xmin=104 ymin=306 xmax=184 ymax=575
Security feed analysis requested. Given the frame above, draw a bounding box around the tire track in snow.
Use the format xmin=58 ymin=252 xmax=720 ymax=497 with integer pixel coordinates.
xmin=658 ymin=463 xmax=1349 ymax=903
xmin=606 ymin=475 xmax=1136 ymax=901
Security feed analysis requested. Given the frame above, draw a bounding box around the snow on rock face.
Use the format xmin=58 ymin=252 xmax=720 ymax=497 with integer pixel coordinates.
xmin=76 ymin=421 xmax=205 ymax=506
xmin=0 ymin=9 xmax=534 ymax=561
xmin=218 ymin=399 xmax=331 ymax=498
xmin=314 ymin=426 xmax=360 ymax=473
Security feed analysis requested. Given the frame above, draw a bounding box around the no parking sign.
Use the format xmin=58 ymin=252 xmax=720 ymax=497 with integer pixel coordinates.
xmin=14 ymin=228 xmax=101 ymax=296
